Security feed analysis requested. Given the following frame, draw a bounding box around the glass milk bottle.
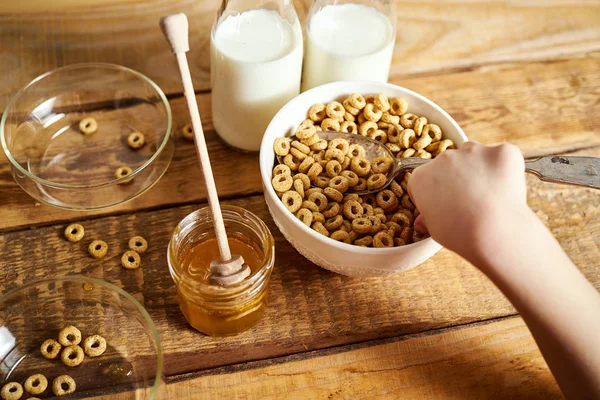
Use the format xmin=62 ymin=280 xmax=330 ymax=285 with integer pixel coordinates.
xmin=210 ymin=0 xmax=303 ymax=151
xmin=301 ymin=0 xmax=396 ymax=91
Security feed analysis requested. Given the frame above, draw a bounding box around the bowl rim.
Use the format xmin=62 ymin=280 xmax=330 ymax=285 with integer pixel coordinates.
xmin=260 ymin=80 xmax=468 ymax=254
xmin=0 ymin=275 xmax=164 ymax=399
xmin=0 ymin=62 xmax=173 ymax=189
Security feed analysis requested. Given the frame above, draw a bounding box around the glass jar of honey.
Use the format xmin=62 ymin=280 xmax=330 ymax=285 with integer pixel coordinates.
xmin=167 ymin=205 xmax=274 ymax=336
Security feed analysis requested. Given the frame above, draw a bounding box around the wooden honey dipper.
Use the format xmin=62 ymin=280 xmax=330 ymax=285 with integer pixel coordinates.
xmin=160 ymin=13 xmax=251 ymax=286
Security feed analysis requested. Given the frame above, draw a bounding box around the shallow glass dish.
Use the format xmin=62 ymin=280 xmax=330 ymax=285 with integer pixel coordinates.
xmin=1 ymin=63 xmax=173 ymax=210
xmin=0 ymin=276 xmax=164 ymax=399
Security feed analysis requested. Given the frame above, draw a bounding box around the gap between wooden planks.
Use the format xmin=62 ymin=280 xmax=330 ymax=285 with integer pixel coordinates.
xmin=0 ymin=56 xmax=599 ymax=232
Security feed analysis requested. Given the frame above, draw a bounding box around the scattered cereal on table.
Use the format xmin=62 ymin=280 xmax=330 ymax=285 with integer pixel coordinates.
xmin=40 ymin=338 xmax=62 ymax=359
xmin=181 ymin=123 xmax=194 ymax=141
xmin=83 ymin=334 xmax=107 ymax=357
xmin=1 ymin=382 xmax=23 ymax=400
xmin=64 ymin=223 xmax=84 ymax=242
xmin=24 ymin=374 xmax=47 ymax=396
xmin=88 ymin=240 xmax=108 ymax=259
xmin=121 ymin=250 xmax=141 ymax=269
xmin=129 ymin=236 xmax=148 ymax=253
xmin=115 ymin=166 xmax=133 ymax=183
xmin=78 ymin=117 xmax=97 ymax=135
xmin=127 ymin=132 xmax=145 ymax=149
xmin=52 ymin=375 xmax=76 ymax=396
xmin=58 ymin=325 xmax=82 ymax=347
xmin=61 ymin=345 xmax=85 ymax=367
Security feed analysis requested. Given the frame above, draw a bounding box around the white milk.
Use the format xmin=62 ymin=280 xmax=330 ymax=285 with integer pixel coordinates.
xmin=211 ymin=9 xmax=303 ymax=151
xmin=301 ymin=3 xmax=395 ymax=91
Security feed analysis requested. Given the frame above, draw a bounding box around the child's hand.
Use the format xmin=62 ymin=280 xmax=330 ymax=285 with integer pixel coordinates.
xmin=408 ymin=142 xmax=527 ymax=258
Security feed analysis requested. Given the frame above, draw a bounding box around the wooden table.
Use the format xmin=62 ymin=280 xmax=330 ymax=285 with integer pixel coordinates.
xmin=1 ymin=1 xmax=599 ymax=398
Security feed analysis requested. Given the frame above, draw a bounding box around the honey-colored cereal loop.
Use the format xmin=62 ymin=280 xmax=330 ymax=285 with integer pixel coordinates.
xmin=272 ymin=174 xmax=293 ymax=192
xmin=273 ymin=164 xmax=291 ymax=177
xmin=273 ymin=138 xmax=291 ymax=156
xmin=308 ymin=103 xmax=327 ymax=122
xmin=341 ymin=156 xmax=351 ymax=170
xmin=298 ymin=156 xmax=315 ymax=174
xmin=416 ymin=149 xmax=432 ymax=159
xmin=358 ymin=121 xmax=378 ymax=138
xmin=79 ymin=117 xmax=98 ymax=135
xmin=394 ymin=238 xmax=407 ymax=246
xmin=88 ymin=240 xmax=108 ymax=259
xmin=397 ymin=208 xmax=415 ymax=224
xmin=368 ymin=129 xmax=387 ymax=144
xmin=312 ymin=221 xmax=329 ymax=237
xmin=343 ymin=99 xmax=361 ymax=116
xmin=413 ymin=117 xmax=428 ymax=136
xmin=324 ymin=187 xmax=343 ymax=203
xmin=283 ymin=154 xmax=301 ymax=171
xmin=343 ymin=200 xmax=364 ymax=220
xmin=372 ymin=157 xmax=393 ymax=174
xmin=313 ymin=176 xmax=330 ymax=188
xmin=386 ymin=124 xmax=404 ymax=144
xmin=399 ymin=129 xmax=416 ymax=149
xmin=354 ymin=235 xmax=373 ymax=247
xmin=363 ymin=103 xmax=383 ymax=122
xmin=413 ymin=230 xmax=429 ymax=243
xmin=329 ymin=176 xmax=350 ymax=193
xmin=381 ymin=112 xmax=400 ymax=125
xmin=401 ymin=227 xmax=413 ymax=244
xmin=310 ymin=149 xmax=325 ymax=161
xmin=413 ymin=134 xmax=432 ymax=151
xmin=373 ymin=206 xmax=385 ymax=215
xmin=376 ymin=190 xmax=399 ymax=212
xmin=290 ymin=148 xmax=308 ymax=161
xmin=374 ymin=93 xmax=390 ymax=112
xmin=282 ymin=191 xmax=303 ymax=213
xmin=306 ymin=162 xmax=323 ymax=180
xmin=391 ymin=212 xmax=412 ymax=228
xmin=64 ymin=223 xmax=84 ymax=242
xmin=348 ymin=230 xmax=359 ymax=242
xmin=343 ymin=193 xmax=361 ymax=204
xmin=400 ymin=113 xmax=418 ymax=129
xmin=121 ymin=250 xmax=141 ymax=270
xmin=340 ymin=121 xmax=358 ymax=134
xmin=401 ymin=148 xmax=416 ymax=158
xmin=362 ymin=203 xmax=374 ymax=216
xmin=322 ymin=202 xmax=341 ymax=218
xmin=367 ymin=174 xmax=387 ymax=191
xmin=386 ymin=221 xmax=403 ymax=238
xmin=344 ymin=112 xmax=356 ymax=122
xmin=401 ymin=171 xmax=411 ymax=191
xmin=301 ymin=132 xmax=321 ymax=146
xmin=389 ymin=97 xmax=408 ymax=116
xmin=321 ymin=118 xmax=341 ymax=132
xmin=127 ymin=132 xmax=145 ymax=149
xmin=341 ymin=220 xmax=353 ymax=232
xmin=1 ymin=382 xmax=23 ymax=400
xmin=296 ymin=125 xmax=317 ymax=140
xmin=330 ymin=230 xmax=351 ymax=244
xmin=83 ymin=335 xmax=107 ymax=358
xmin=348 ymin=93 xmax=366 ymax=109
xmin=291 ymin=140 xmax=310 ymax=155
xmin=294 ymin=173 xmax=310 ymax=190
xmin=369 ymin=215 xmax=384 ymax=234
xmin=352 ymin=217 xmax=373 ymax=234
xmin=308 ymin=192 xmax=328 ymax=211
xmin=390 ymin=180 xmax=404 ymax=198
xmin=129 ymin=236 xmax=148 ymax=254
xmin=41 ymin=339 xmax=62 ymax=359
xmin=363 ymin=194 xmax=377 ymax=208
xmin=306 ymin=187 xmax=323 ymax=196
xmin=326 ymin=101 xmax=345 ymax=121
xmin=357 ymin=113 xmax=367 ymax=125
xmin=350 ymin=157 xmax=371 ymax=177
xmin=24 ymin=374 xmax=47 ymax=396
xmin=293 ymin=179 xmax=305 ymax=198
xmin=422 ymin=124 xmax=443 ymax=142
xmin=325 ymin=160 xmax=342 ymax=178
xmin=296 ymin=208 xmax=313 ymax=227
xmin=324 ymin=215 xmax=344 ymax=231
xmin=312 ymin=212 xmax=325 ymax=223
xmin=354 ymin=178 xmax=368 ymax=192
xmin=318 ymin=159 xmax=329 ymax=169
xmin=61 ymin=345 xmax=84 ymax=367
xmin=433 ymin=139 xmax=455 ymax=155
xmin=373 ymin=231 xmax=394 ymax=248
xmin=340 ymin=170 xmax=359 ymax=187
xmin=325 ymin=148 xmax=345 ymax=163
xmin=348 ymin=144 xmax=366 ymax=158
xmin=58 ymin=326 xmax=82 ymax=347
xmin=52 ymin=375 xmax=76 ymax=397
xmin=401 ymin=194 xmax=415 ymax=211
xmin=328 ymin=138 xmax=349 ymax=155
xmin=181 ymin=123 xmax=194 ymax=141
xmin=302 ymin=201 xmax=320 ymax=213
xmin=386 ymin=143 xmax=402 ymax=154
xmin=115 ymin=166 xmax=133 ymax=183
xmin=377 ymin=121 xmax=392 ymax=130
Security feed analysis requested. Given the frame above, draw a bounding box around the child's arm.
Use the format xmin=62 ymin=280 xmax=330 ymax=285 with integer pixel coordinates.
xmin=408 ymin=142 xmax=600 ymax=399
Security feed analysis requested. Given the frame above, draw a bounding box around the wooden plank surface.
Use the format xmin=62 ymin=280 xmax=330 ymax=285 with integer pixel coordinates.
xmin=1 ymin=56 xmax=599 ymax=231
xmin=1 ymin=145 xmax=598 ymax=378
xmin=163 ymin=317 xmax=562 ymax=400
xmin=1 ymin=0 xmax=600 ymax=108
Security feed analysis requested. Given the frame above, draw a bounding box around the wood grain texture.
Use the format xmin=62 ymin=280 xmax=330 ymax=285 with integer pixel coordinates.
xmin=1 ymin=0 xmax=600 ymax=108
xmin=1 ymin=144 xmax=598 ymax=378
xmin=1 ymin=56 xmax=599 ymax=231
xmin=162 ymin=317 xmax=562 ymax=400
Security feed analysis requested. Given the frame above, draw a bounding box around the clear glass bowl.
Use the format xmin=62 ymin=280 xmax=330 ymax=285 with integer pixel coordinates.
xmin=0 ymin=276 xmax=164 ymax=399
xmin=0 ymin=63 xmax=174 ymax=210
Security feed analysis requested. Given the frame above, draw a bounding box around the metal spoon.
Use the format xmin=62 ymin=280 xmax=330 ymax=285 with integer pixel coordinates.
xmin=278 ymin=131 xmax=600 ymax=193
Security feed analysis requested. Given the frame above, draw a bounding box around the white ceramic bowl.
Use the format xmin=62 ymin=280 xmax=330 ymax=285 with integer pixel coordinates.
xmin=260 ymin=81 xmax=468 ymax=277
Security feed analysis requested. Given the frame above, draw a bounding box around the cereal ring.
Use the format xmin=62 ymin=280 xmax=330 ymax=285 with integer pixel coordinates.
xmin=308 ymin=104 xmax=327 ymax=122
xmin=324 ymin=187 xmax=343 ymax=203
xmin=321 ymin=118 xmax=341 ymax=132
xmin=401 ymin=227 xmax=413 ymax=244
xmin=374 ymin=93 xmax=391 ymax=112
xmin=290 ymin=148 xmax=308 ymax=160
xmin=350 ymin=158 xmax=371 ymax=177
xmin=64 ymin=224 xmax=84 ymax=242
xmin=348 ymin=230 xmax=359 ymax=242
xmin=312 ymin=212 xmax=325 ymax=223
xmin=390 ymin=180 xmax=404 ymax=198
xmin=340 ymin=170 xmax=359 ymax=187
xmin=381 ymin=112 xmax=399 ymax=124
xmin=310 ymin=139 xmax=328 ymax=151
xmin=401 ymin=171 xmax=411 ymax=191
xmin=413 ymin=230 xmax=429 ymax=243
xmin=328 ymin=138 xmax=349 ymax=155
xmin=340 ymin=121 xmax=358 ymax=134
xmin=348 ymin=144 xmax=366 ymax=159
xmin=343 ymin=200 xmax=363 ymax=220
xmin=273 ymin=164 xmax=291 ymax=177
xmin=314 ymin=176 xmax=330 ymax=188
xmin=413 ymin=117 xmax=428 ymax=136
xmin=302 ymin=132 xmax=321 ymax=146
xmin=357 ymin=113 xmax=367 ymax=125
xmin=387 ymin=124 xmax=404 ymax=144
xmin=41 ymin=339 xmax=62 ymax=359
xmin=330 ymin=230 xmax=351 ymax=244
xmin=324 ymin=215 xmax=344 ymax=231
xmin=368 ymin=129 xmax=387 ymax=144
xmin=88 ymin=240 xmax=108 ymax=259
xmin=401 ymin=148 xmax=416 ymax=158
xmin=373 ymin=231 xmax=394 ymax=248
xmin=322 ymin=202 xmax=341 ymax=218
xmin=326 ymin=101 xmax=345 ymax=121
xmin=389 ymin=97 xmax=408 ymax=116
xmin=376 ymin=213 xmax=387 ymax=224
xmin=414 ymin=134 xmax=432 ymax=151
xmin=306 ymin=187 xmax=323 ymax=196
xmin=372 ymin=157 xmax=393 ymax=174
xmin=181 ymin=123 xmax=194 ymax=141
xmin=59 ymin=326 xmax=82 ymax=347
xmin=354 ymin=235 xmax=373 ymax=247
xmin=329 ymin=176 xmax=350 ymax=193
xmin=126 ymin=236 xmax=147 ymax=254
xmin=126 ymin=132 xmax=146 ymax=150
xmin=367 ymin=174 xmax=387 ymax=191
xmin=1 ymin=382 xmax=23 ymax=400
xmin=416 ymin=149 xmax=432 ymax=159
xmin=282 ymin=191 xmax=303 ymax=213
xmin=373 ymin=206 xmax=385 ymax=215
xmin=115 ymin=166 xmax=133 ymax=183
xmin=399 ymin=129 xmax=416 ymax=149
xmin=422 ymin=124 xmax=442 ymax=142
xmin=341 ymin=156 xmax=351 ymax=170
xmin=298 ymin=156 xmax=315 ymax=174
xmin=283 ymin=154 xmax=301 ymax=171
xmin=376 ymin=190 xmax=399 ymax=212
xmin=427 ymin=139 xmax=455 ymax=155
xmin=343 ymin=99 xmax=361 ymax=116
xmin=299 ymin=118 xmax=314 ymax=128
xmin=386 ymin=143 xmax=402 ymax=154
xmin=358 ymin=121 xmax=378 ymax=137
xmin=297 ymin=125 xmax=317 ymax=140
xmin=302 ymin=200 xmax=320 ymax=213
xmin=83 ymin=335 xmax=107 ymax=358
xmin=24 ymin=374 xmax=47 ymax=396
xmin=354 ymin=178 xmax=367 ymax=191
xmin=400 ymin=113 xmax=418 ymax=129
xmin=61 ymin=345 xmax=84 ymax=367
xmin=306 ymin=162 xmax=323 ymax=180
xmin=394 ymin=238 xmax=407 ymax=247
xmin=386 ymin=221 xmax=403 ymax=238
xmin=352 ymin=217 xmax=373 ymax=234
xmin=377 ymin=121 xmax=393 ymax=130
xmin=325 ymin=148 xmax=345 ymax=163
xmin=362 ymin=203 xmax=374 ymax=216
xmin=369 ymin=215 xmax=384 ymax=234
xmin=296 ymin=208 xmax=313 ymax=227
xmin=121 ymin=250 xmax=141 ymax=270
xmin=344 ymin=112 xmax=356 ymax=122
xmin=401 ymin=194 xmax=415 ymax=211
xmin=348 ymin=93 xmax=366 ymax=109
xmin=363 ymin=103 xmax=382 ymax=122
xmin=272 ymin=174 xmax=294 ymax=192
xmin=312 ymin=221 xmax=329 ymax=237
xmin=273 ymin=138 xmax=291 ymax=156
xmin=308 ymin=192 xmax=328 ymax=211
xmin=79 ymin=117 xmax=98 ymax=135
xmin=52 ymin=375 xmax=76 ymax=396
xmin=294 ymin=173 xmax=310 ymax=190
xmin=291 ymin=140 xmax=311 ymax=154
xmin=397 ymin=208 xmax=415 ymax=224
xmin=341 ymin=220 xmax=353 ymax=233
xmin=343 ymin=193 xmax=361 ymax=204
xmin=362 ymin=194 xmax=377 ymax=208
xmin=325 ymin=160 xmax=342 ymax=178
xmin=391 ymin=212 xmax=411 ymax=228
